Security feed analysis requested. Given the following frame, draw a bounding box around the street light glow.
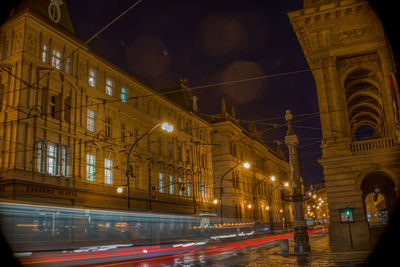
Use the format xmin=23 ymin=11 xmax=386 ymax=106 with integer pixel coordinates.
xmin=270 ymin=176 xmax=276 ymax=181
xmin=117 ymin=187 xmax=123 ymax=193
xmin=284 ymin=182 xmax=289 ymax=187
xmin=243 ymin=162 xmax=250 ymax=169
xmin=248 ymin=204 xmax=252 ymax=208
xmin=161 ymin=122 xmax=174 ymax=133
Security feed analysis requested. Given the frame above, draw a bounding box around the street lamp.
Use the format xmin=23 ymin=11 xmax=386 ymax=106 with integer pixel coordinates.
xmin=125 ymin=121 xmax=173 ymax=210
xmin=266 ymin=178 xmax=290 ymax=232
xmin=218 ymin=161 xmax=250 ymax=223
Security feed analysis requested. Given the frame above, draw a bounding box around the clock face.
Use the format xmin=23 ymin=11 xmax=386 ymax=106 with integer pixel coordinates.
xmin=48 ymin=0 xmax=63 ymax=23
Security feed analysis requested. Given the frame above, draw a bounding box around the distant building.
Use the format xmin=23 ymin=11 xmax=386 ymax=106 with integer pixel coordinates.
xmin=0 ymin=0 xmax=214 ymax=214
xmin=204 ymin=99 xmax=292 ymax=230
xmin=304 ymin=183 xmax=329 ymax=225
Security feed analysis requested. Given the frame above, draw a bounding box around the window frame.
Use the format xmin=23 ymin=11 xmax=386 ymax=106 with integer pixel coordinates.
xmin=87 ymin=109 xmax=96 ymax=132
xmin=159 ymin=172 xmax=164 ymax=193
xmin=121 ymin=87 xmax=127 ymax=103
xmin=89 ymin=69 xmax=97 ymax=87
xmin=104 ymin=158 xmax=113 ymax=185
xmin=51 ymin=49 xmax=63 ymax=70
xmin=86 ymin=153 xmax=96 ymax=182
xmin=105 ymin=78 xmax=113 ymax=96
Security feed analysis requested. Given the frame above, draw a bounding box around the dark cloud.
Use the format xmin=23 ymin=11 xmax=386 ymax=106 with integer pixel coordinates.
xmin=220 ymin=61 xmax=266 ymax=104
xmin=125 ymin=35 xmax=172 ymax=86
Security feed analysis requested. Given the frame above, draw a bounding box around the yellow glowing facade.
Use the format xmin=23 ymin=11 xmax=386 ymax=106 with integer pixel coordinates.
xmin=0 ymin=0 xmax=214 ymax=214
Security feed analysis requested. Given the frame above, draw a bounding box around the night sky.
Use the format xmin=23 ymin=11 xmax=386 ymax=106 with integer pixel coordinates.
xmin=66 ymin=0 xmax=323 ymax=186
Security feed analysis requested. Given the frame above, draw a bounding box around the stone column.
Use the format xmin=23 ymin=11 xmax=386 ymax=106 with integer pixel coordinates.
xmin=285 ymin=110 xmax=310 ymax=253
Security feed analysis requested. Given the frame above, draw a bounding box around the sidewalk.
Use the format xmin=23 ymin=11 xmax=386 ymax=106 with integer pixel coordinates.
xmin=241 ymin=233 xmax=372 ymax=267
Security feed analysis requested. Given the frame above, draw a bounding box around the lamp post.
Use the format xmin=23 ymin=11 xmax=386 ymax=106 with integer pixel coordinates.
xmin=266 ymin=177 xmax=289 ymax=232
xmin=284 ymin=110 xmax=310 ymax=253
xmin=121 ymin=121 xmax=173 ymax=210
xmin=218 ymin=161 xmax=250 ymax=223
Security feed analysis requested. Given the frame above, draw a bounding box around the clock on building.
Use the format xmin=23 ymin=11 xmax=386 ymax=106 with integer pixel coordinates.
xmin=48 ymin=0 xmax=63 ymax=23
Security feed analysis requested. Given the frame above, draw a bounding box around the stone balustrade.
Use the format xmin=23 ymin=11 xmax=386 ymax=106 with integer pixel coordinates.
xmin=350 ymin=137 xmax=398 ymax=153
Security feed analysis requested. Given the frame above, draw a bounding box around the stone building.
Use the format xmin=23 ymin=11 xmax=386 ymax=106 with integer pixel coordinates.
xmin=0 ymin=0 xmax=214 ymax=214
xmin=204 ymin=100 xmax=292 ymax=230
xmin=304 ymin=183 xmax=329 ymax=225
xmin=289 ymin=0 xmax=400 ymax=247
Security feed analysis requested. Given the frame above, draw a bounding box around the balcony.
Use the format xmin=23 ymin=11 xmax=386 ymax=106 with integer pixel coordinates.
xmin=350 ymin=137 xmax=398 ymax=153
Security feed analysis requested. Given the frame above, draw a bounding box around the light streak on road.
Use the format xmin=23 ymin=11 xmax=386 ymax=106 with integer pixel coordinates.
xmin=17 ymin=228 xmax=327 ymax=266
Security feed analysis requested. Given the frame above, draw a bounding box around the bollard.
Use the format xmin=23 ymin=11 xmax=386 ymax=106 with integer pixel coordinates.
xmin=280 ymin=238 xmax=289 ymax=253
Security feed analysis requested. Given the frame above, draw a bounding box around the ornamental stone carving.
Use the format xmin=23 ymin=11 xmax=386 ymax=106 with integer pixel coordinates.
xmin=331 ymin=25 xmax=377 ymax=45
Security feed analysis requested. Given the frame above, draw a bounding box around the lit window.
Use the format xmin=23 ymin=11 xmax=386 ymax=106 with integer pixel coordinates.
xmin=47 ymin=143 xmax=58 ymax=176
xmin=89 ymin=69 xmax=97 ymax=87
xmin=87 ymin=109 xmax=96 ymax=132
xmin=121 ymin=87 xmax=127 ymax=103
xmin=61 ymin=146 xmax=70 ymax=177
xmin=105 ymin=116 xmax=112 ymax=138
xmin=187 ymin=179 xmax=192 ymax=197
xmin=52 ymin=49 xmax=62 ymax=69
xmin=105 ymin=79 xmax=113 ymax=96
xmin=104 ymin=158 xmax=113 ymax=185
xmin=86 ymin=153 xmax=96 ymax=181
xmin=42 ymin=44 xmax=49 ymax=63
xmin=37 ymin=141 xmax=45 ymax=173
xmin=169 ymin=175 xmax=174 ymax=195
xmin=65 ymin=57 xmax=72 ymax=74
xmin=178 ymin=177 xmax=183 ymax=196
xmin=159 ymin=172 xmax=164 ymax=193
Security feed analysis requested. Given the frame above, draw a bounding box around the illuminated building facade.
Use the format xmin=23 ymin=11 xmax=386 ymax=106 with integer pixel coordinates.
xmin=289 ymin=0 xmax=400 ymax=246
xmin=205 ymin=100 xmax=292 ymax=229
xmin=0 ymin=0 xmax=214 ymax=214
xmin=304 ymin=183 xmax=329 ymax=225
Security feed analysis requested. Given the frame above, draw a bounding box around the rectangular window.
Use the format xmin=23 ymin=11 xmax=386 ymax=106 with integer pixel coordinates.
xmin=37 ymin=141 xmax=45 ymax=173
xmin=104 ymin=158 xmax=113 ymax=185
xmin=64 ymin=97 xmax=71 ymax=123
xmin=185 ymin=148 xmax=190 ymax=163
xmin=159 ymin=172 xmax=164 ymax=193
xmin=178 ymin=145 xmax=182 ymax=161
xmin=86 ymin=153 xmax=96 ymax=181
xmin=52 ymin=49 xmax=62 ymax=69
xmin=89 ymin=69 xmax=97 ymax=87
xmin=121 ymin=123 xmax=126 ymax=142
xmin=49 ymin=95 xmax=58 ymax=118
xmin=187 ymin=179 xmax=192 ymax=197
xmin=61 ymin=146 xmax=70 ymax=177
xmin=178 ymin=177 xmax=183 ymax=196
xmin=169 ymin=174 xmax=174 ymax=195
xmin=87 ymin=109 xmax=96 ymax=132
xmin=65 ymin=57 xmax=72 ymax=74
xmin=42 ymin=44 xmax=49 ymax=63
xmin=47 ymin=143 xmax=57 ymax=176
xmin=121 ymin=87 xmax=127 ymax=103
xmin=105 ymin=79 xmax=113 ymax=96
xmin=168 ymin=142 xmax=173 ymax=158
xmin=105 ymin=116 xmax=111 ymax=138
